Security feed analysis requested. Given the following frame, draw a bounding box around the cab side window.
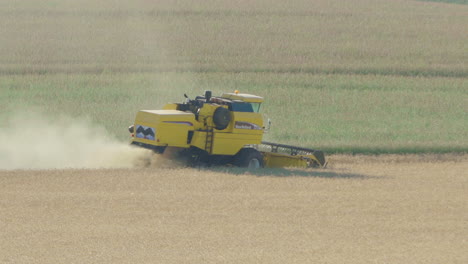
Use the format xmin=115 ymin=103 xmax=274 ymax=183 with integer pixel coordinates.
xmin=230 ymin=102 xmax=254 ymax=112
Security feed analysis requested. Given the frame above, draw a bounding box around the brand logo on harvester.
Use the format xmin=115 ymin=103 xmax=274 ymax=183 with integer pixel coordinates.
xmin=135 ymin=125 xmax=156 ymax=140
xmin=234 ymin=121 xmax=262 ymax=130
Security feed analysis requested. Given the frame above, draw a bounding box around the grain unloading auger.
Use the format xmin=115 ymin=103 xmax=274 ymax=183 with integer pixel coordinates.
xmin=128 ymin=91 xmax=326 ymax=168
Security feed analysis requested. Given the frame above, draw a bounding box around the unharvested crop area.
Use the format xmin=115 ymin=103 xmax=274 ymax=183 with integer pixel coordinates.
xmin=1 ymin=155 xmax=467 ymax=263
xmin=0 ymin=0 xmax=467 ymax=263
xmin=1 ymin=0 xmax=467 ymax=153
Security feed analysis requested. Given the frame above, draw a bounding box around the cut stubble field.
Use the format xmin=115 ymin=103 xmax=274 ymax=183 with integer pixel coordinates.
xmin=1 ymin=154 xmax=467 ymax=263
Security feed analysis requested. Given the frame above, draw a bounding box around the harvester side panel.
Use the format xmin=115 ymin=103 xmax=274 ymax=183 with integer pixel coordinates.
xmin=132 ymin=110 xmax=196 ymax=148
xmin=212 ymin=133 xmax=262 ymax=155
xmin=189 ymin=131 xmax=262 ymax=156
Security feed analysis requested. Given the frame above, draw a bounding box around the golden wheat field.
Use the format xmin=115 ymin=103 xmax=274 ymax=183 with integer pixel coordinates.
xmin=1 ymin=155 xmax=467 ymax=264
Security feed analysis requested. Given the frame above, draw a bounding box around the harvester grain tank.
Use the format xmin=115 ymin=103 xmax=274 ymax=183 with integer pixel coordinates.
xmin=129 ymin=91 xmax=325 ymax=168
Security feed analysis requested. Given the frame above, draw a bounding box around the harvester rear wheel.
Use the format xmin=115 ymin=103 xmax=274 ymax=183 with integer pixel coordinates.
xmin=233 ymin=148 xmax=264 ymax=169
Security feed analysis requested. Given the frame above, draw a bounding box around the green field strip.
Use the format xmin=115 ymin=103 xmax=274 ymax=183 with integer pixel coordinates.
xmin=418 ymin=0 xmax=468 ymax=4
xmin=320 ymin=146 xmax=468 ymax=155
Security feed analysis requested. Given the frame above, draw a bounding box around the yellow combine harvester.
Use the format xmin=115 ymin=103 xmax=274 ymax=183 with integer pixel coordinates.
xmin=128 ymin=91 xmax=325 ymax=168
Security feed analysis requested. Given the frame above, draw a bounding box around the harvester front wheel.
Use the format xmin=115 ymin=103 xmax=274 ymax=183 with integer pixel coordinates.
xmin=234 ymin=148 xmax=264 ymax=169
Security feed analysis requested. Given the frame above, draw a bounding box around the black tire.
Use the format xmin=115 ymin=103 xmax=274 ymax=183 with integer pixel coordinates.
xmin=213 ymin=107 xmax=231 ymax=130
xmin=233 ymin=148 xmax=264 ymax=169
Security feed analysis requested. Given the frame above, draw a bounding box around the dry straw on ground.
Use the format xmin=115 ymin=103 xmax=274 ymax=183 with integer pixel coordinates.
xmin=1 ymin=155 xmax=467 ymax=263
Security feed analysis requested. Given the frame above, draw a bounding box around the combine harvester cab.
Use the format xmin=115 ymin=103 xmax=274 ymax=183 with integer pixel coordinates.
xmin=129 ymin=91 xmax=325 ymax=168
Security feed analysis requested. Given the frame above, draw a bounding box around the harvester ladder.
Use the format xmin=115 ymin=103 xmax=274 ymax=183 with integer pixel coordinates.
xmin=205 ymin=127 xmax=214 ymax=153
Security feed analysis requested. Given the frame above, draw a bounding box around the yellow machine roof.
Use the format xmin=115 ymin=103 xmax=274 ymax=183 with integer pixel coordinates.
xmin=220 ymin=93 xmax=264 ymax=103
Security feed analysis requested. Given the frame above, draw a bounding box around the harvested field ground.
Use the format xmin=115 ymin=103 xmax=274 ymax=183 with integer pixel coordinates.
xmin=1 ymin=155 xmax=467 ymax=263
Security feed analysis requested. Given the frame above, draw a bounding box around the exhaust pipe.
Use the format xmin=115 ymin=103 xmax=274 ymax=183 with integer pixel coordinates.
xmin=204 ymin=90 xmax=212 ymax=102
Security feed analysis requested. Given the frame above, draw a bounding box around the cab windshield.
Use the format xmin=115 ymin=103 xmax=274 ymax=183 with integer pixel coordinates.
xmin=250 ymin=102 xmax=261 ymax=112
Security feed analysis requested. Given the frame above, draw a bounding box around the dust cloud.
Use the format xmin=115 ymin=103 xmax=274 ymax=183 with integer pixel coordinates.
xmin=0 ymin=112 xmax=154 ymax=170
